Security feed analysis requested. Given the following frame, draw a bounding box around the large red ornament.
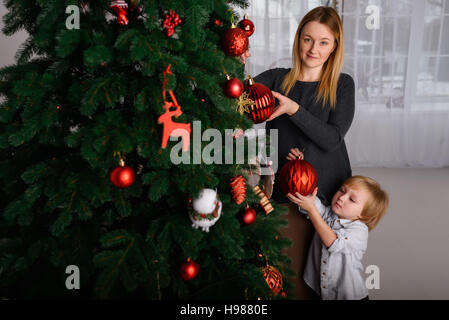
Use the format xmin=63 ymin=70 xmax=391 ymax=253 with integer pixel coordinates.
xmin=224 ymin=75 xmax=244 ymax=99
xmin=238 ymin=15 xmax=255 ymax=37
xmin=110 ymin=160 xmax=136 ymax=188
xmin=180 ymin=258 xmax=199 ymax=281
xmin=242 ymin=207 xmax=257 ymax=225
xmin=244 ymin=76 xmax=275 ymax=124
xmin=222 ymin=24 xmax=249 ymax=56
xmin=279 ymin=159 xmax=317 ymax=196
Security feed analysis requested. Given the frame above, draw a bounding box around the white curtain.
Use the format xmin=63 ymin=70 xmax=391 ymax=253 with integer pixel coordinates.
xmin=237 ymin=0 xmax=449 ymax=168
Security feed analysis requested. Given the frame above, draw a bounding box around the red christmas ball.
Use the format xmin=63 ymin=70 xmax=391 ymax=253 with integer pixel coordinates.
xmin=180 ymin=258 xmax=199 ymax=281
xmin=242 ymin=207 xmax=257 ymax=225
xmin=279 ymin=159 xmax=317 ymax=196
xmin=222 ymin=26 xmax=249 ymax=56
xmin=224 ymin=76 xmax=244 ymax=99
xmin=110 ymin=165 xmax=135 ymax=188
xmin=244 ymin=77 xmax=275 ymax=124
xmin=238 ymin=16 xmax=255 ymax=37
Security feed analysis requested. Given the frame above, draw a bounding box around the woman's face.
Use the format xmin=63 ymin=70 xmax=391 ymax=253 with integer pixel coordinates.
xmin=299 ymin=21 xmax=336 ymax=70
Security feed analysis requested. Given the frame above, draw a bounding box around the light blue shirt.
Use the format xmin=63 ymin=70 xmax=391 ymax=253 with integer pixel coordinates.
xmin=299 ymin=197 xmax=369 ymax=300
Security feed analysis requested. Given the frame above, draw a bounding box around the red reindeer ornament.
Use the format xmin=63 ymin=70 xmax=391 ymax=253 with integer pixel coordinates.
xmin=158 ymin=99 xmax=191 ymax=152
xmin=158 ymin=65 xmax=191 ymax=152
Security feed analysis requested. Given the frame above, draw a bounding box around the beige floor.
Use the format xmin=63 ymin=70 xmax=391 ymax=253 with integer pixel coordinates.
xmin=352 ymin=167 xmax=449 ymax=300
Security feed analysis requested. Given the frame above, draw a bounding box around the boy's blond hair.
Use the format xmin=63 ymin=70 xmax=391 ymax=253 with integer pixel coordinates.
xmin=343 ymin=176 xmax=389 ymax=231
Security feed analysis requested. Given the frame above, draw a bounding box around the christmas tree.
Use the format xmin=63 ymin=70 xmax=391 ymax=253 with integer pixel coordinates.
xmin=0 ymin=0 xmax=292 ymax=299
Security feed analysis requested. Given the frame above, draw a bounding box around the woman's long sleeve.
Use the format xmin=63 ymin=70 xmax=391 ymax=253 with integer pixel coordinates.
xmin=253 ymin=68 xmax=276 ymax=89
xmin=288 ymin=76 xmax=355 ymax=152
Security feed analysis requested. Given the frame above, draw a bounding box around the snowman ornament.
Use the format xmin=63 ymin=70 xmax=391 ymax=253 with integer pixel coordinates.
xmin=188 ymin=189 xmax=223 ymax=232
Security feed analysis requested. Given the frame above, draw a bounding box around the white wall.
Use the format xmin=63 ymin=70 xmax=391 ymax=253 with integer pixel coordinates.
xmin=354 ymin=167 xmax=449 ymax=300
xmin=0 ymin=4 xmax=28 ymax=69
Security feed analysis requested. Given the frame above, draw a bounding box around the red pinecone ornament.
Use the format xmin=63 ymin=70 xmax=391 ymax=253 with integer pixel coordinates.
xmin=244 ymin=76 xmax=275 ymax=124
xmin=261 ymin=265 xmax=283 ymax=295
xmin=279 ymin=159 xmax=317 ymax=196
xmin=222 ymin=24 xmax=249 ymax=56
xmin=230 ymin=175 xmax=246 ymax=205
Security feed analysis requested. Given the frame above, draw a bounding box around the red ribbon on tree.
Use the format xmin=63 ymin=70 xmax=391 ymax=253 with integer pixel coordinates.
xmin=110 ymin=0 xmax=128 ymax=25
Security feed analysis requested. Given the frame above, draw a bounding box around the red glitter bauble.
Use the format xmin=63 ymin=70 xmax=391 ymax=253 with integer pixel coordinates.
xmin=238 ymin=16 xmax=255 ymax=37
xmin=244 ymin=77 xmax=275 ymax=124
xmin=224 ymin=77 xmax=244 ymax=99
xmin=110 ymin=165 xmax=135 ymax=188
xmin=242 ymin=207 xmax=257 ymax=225
xmin=180 ymin=258 xmax=199 ymax=281
xmin=222 ymin=26 xmax=249 ymax=56
xmin=279 ymin=159 xmax=317 ymax=196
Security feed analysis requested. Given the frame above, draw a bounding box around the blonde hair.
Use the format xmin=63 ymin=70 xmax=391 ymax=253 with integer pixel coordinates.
xmin=343 ymin=176 xmax=389 ymax=231
xmin=281 ymin=6 xmax=344 ymax=109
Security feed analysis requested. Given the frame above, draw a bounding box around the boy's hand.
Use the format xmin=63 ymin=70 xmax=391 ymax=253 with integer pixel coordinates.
xmin=286 ymin=187 xmax=318 ymax=213
xmin=286 ymin=148 xmax=304 ymax=161
xmin=289 ymin=187 xmax=337 ymax=248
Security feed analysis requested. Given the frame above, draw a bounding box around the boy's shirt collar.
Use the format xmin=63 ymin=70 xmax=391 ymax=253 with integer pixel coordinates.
xmin=331 ymin=211 xmax=360 ymax=227
xmin=335 ymin=217 xmax=354 ymax=225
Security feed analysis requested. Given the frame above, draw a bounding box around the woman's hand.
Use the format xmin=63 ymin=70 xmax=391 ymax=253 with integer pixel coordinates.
xmin=286 ymin=148 xmax=304 ymax=161
xmin=239 ymin=50 xmax=251 ymax=64
xmin=286 ymin=187 xmax=318 ymax=212
xmin=267 ymin=91 xmax=300 ymax=121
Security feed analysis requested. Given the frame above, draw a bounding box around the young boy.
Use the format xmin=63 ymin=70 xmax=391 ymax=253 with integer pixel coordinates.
xmin=285 ymin=149 xmax=389 ymax=300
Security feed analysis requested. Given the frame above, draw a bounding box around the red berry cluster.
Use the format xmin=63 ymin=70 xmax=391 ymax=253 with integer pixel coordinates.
xmin=163 ymin=10 xmax=182 ymax=37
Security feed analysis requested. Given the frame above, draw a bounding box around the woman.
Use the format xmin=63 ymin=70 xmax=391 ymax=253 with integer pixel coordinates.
xmin=242 ymin=6 xmax=355 ymax=299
